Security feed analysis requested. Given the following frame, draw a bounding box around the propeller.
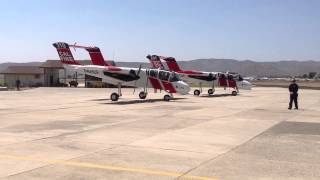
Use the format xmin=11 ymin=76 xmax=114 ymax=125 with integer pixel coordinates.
xmin=133 ymin=64 xmax=143 ymax=94
xmin=208 ymin=73 xmax=216 ymax=89
xmin=144 ymin=68 xmax=149 ymax=93
xmin=72 ymin=42 xmax=77 ymax=52
xmin=137 ymin=64 xmax=142 ymax=77
xmin=225 ymin=71 xmax=230 ymax=90
xmin=208 ymin=73 xmax=215 ymax=81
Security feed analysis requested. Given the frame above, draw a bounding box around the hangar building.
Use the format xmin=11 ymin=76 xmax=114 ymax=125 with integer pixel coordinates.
xmin=0 ymin=60 xmax=116 ymax=88
xmin=0 ymin=66 xmax=44 ymax=88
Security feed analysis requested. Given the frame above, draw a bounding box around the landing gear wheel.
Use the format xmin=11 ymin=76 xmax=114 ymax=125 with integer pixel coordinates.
xmin=231 ymin=91 xmax=238 ymax=96
xmin=194 ymin=89 xmax=200 ymax=96
xmin=208 ymin=89 xmax=214 ymax=95
xmin=163 ymin=94 xmax=171 ymax=101
xmin=110 ymin=93 xmax=119 ymax=101
xmin=139 ymin=91 xmax=147 ymax=99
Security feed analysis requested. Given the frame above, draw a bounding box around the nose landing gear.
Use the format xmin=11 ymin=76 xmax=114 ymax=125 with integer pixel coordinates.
xmin=110 ymin=92 xmax=119 ymax=101
xmin=163 ymin=94 xmax=172 ymax=101
xmin=231 ymin=90 xmax=238 ymax=96
xmin=194 ymin=89 xmax=201 ymax=96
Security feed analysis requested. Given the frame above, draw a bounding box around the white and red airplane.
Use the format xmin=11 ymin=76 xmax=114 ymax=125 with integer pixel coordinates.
xmin=53 ymin=42 xmax=190 ymax=101
xmin=146 ymin=55 xmax=252 ymax=96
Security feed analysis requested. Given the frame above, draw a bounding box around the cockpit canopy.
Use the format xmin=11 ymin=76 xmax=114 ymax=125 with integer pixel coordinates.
xmin=218 ymin=73 xmax=243 ymax=81
xmin=147 ymin=69 xmax=181 ymax=82
xmin=230 ymin=73 xmax=243 ymax=81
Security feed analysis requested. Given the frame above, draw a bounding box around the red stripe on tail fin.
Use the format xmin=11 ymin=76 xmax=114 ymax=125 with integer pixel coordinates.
xmin=53 ymin=42 xmax=80 ymax=65
xmin=85 ymin=47 xmax=111 ymax=66
xmin=163 ymin=57 xmax=181 ymax=72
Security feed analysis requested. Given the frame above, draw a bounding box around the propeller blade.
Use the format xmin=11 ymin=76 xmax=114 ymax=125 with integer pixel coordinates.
xmin=137 ymin=64 xmax=142 ymax=76
xmin=72 ymin=42 xmax=77 ymax=52
xmin=133 ymin=65 xmax=142 ymax=94
xmin=145 ymin=69 xmax=149 ymax=91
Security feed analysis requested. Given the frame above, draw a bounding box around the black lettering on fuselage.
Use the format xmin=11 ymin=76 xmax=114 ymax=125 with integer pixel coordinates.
xmin=84 ymin=69 xmax=99 ymax=75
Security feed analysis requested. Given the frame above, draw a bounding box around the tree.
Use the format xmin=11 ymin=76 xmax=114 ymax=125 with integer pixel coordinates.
xmin=308 ymin=72 xmax=317 ymax=79
xmin=302 ymin=74 xmax=308 ymax=79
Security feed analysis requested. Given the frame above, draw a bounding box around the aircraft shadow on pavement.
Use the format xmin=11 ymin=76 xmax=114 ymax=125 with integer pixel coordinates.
xmin=90 ymin=98 xmax=110 ymax=101
xmin=200 ymin=94 xmax=234 ymax=98
xmin=101 ymin=97 xmax=187 ymax=105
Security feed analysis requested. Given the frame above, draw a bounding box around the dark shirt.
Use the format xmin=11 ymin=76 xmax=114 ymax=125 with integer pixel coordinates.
xmin=289 ymin=83 xmax=299 ymax=95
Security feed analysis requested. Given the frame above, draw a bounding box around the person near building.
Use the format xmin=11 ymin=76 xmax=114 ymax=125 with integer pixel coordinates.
xmin=16 ymin=79 xmax=20 ymax=91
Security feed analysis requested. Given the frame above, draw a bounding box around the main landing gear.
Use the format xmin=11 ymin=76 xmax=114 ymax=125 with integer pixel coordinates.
xmin=193 ymin=82 xmax=215 ymax=96
xmin=208 ymin=88 xmax=215 ymax=95
xmin=138 ymin=84 xmax=148 ymax=99
xmin=109 ymin=83 xmax=150 ymax=102
xmin=110 ymin=83 xmax=123 ymax=101
xmin=110 ymin=92 xmax=119 ymax=101
xmin=109 ymin=83 xmax=173 ymax=102
xmin=139 ymin=91 xmax=147 ymax=99
xmin=194 ymin=82 xmax=202 ymax=96
xmin=111 ymin=91 xmax=148 ymax=102
xmin=208 ymin=81 xmax=215 ymax=95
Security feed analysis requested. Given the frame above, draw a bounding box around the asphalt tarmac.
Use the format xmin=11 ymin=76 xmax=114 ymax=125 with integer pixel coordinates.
xmin=0 ymin=87 xmax=319 ymax=180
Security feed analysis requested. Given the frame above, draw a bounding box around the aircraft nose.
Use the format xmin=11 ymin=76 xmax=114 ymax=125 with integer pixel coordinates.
xmin=238 ymin=80 xmax=252 ymax=90
xmin=174 ymin=81 xmax=190 ymax=95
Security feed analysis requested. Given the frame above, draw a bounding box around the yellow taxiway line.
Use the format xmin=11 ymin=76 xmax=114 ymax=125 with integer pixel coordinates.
xmin=0 ymin=154 xmax=219 ymax=180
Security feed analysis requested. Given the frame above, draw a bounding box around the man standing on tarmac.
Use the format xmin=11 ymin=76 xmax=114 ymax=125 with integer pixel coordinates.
xmin=288 ymin=79 xmax=299 ymax=110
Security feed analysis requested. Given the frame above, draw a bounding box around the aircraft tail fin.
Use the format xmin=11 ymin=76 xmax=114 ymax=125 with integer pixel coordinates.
xmin=52 ymin=42 xmax=80 ymax=65
xmin=163 ymin=57 xmax=182 ymax=72
xmin=146 ymin=55 xmax=165 ymax=69
xmin=85 ymin=47 xmax=111 ymax=66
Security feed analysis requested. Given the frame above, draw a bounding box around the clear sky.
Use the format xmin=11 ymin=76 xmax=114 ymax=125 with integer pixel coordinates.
xmin=0 ymin=0 xmax=319 ymax=62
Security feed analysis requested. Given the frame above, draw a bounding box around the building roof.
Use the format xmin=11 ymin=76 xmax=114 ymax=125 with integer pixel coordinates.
xmin=0 ymin=66 xmax=44 ymax=75
xmin=40 ymin=60 xmax=116 ymax=68
xmin=40 ymin=60 xmax=64 ymax=68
